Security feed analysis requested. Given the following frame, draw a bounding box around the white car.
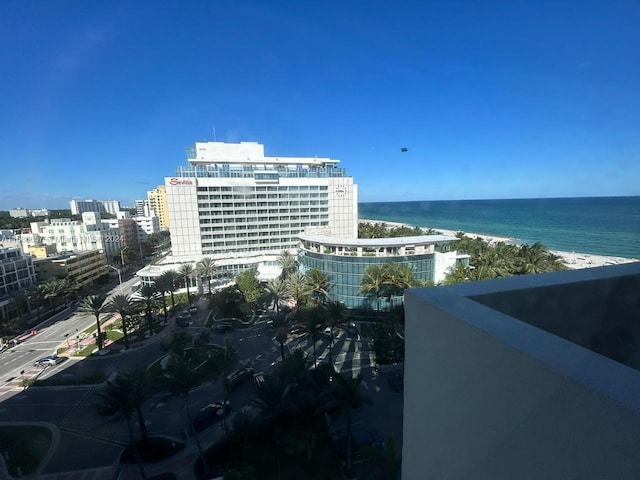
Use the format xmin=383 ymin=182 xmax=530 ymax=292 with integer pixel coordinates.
xmin=34 ymin=355 xmax=66 ymax=367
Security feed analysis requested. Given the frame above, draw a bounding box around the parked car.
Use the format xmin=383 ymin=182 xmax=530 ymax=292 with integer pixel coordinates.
xmin=226 ymin=367 xmax=254 ymax=390
xmin=323 ymin=327 xmax=333 ymax=338
xmin=34 ymin=355 xmax=66 ymax=367
xmin=188 ymin=304 xmax=198 ymax=314
xmin=193 ymin=400 xmax=231 ymax=433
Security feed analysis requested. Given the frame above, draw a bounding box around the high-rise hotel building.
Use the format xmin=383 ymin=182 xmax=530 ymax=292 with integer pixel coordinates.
xmin=147 ymin=185 xmax=170 ymax=230
xmin=164 ymin=141 xmax=357 ymax=276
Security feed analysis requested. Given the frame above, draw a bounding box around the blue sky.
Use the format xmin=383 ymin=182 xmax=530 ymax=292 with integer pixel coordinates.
xmin=1 ymin=1 xmax=639 ymax=209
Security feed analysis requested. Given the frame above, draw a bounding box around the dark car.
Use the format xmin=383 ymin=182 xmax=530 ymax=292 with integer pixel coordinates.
xmin=188 ymin=304 xmax=198 ymax=314
xmin=193 ymin=400 xmax=231 ymax=433
xmin=226 ymin=367 xmax=254 ymax=390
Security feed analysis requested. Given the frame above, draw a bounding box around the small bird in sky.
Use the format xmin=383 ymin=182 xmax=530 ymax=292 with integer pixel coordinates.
xmin=401 ymin=147 xmax=409 ymax=152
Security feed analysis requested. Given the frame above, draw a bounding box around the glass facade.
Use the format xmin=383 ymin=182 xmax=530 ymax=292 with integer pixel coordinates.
xmin=176 ymin=163 xmax=346 ymax=179
xmin=299 ymin=249 xmax=436 ymax=309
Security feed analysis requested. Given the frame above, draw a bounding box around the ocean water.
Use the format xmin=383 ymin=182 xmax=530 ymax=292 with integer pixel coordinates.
xmin=359 ymin=196 xmax=640 ymax=259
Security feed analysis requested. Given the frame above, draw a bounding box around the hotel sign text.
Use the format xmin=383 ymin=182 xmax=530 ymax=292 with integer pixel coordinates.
xmin=169 ymin=178 xmax=194 ymax=186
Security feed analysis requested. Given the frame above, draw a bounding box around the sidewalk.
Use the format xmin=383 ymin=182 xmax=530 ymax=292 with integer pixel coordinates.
xmin=3 ymin=299 xmax=218 ymax=480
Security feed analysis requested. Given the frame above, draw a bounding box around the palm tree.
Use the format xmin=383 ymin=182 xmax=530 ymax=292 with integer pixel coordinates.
xmin=10 ymin=290 xmax=31 ymax=325
xmin=136 ymin=285 xmax=158 ymax=336
xmin=42 ymin=278 xmax=67 ymax=313
xmin=78 ymin=294 xmax=110 ymax=350
xmin=285 ymin=271 xmax=310 ymax=308
xmin=517 ymin=242 xmax=556 ymax=274
xmin=93 ymin=373 xmax=148 ymax=480
xmin=271 ymin=312 xmax=290 ymax=362
xmin=196 ymin=257 xmax=217 ymax=296
xmin=443 ymin=262 xmax=470 ymax=285
xmin=162 ymin=354 xmax=209 ymax=475
xmin=326 ymin=301 xmax=347 ymax=365
xmin=108 ymin=294 xmax=137 ymax=350
xmin=296 ymin=305 xmax=324 ymax=368
xmin=359 ymin=265 xmax=386 ymax=312
xmin=126 ymin=365 xmax=155 ymax=443
xmin=162 ymin=269 xmax=180 ymax=309
xmin=382 ymin=263 xmax=420 ymax=308
xmin=277 ymin=250 xmax=297 ymax=280
xmin=250 ymin=371 xmax=292 ymax=423
xmin=305 ymin=268 xmax=332 ymax=304
xmin=153 ymin=274 xmax=172 ymax=324
xmin=212 ymin=340 xmax=239 ymax=406
xmin=178 ymin=263 xmax=195 ymax=303
xmin=264 ymin=278 xmax=288 ymax=313
xmin=28 ymin=285 xmax=47 ymax=322
xmin=329 ymin=372 xmax=372 ymax=473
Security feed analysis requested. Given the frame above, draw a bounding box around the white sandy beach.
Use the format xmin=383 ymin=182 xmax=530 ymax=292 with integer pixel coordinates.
xmin=359 ymin=219 xmax=639 ymax=270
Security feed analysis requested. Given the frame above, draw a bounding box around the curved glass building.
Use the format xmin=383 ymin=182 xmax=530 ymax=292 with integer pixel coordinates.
xmin=298 ymin=233 xmax=467 ymax=309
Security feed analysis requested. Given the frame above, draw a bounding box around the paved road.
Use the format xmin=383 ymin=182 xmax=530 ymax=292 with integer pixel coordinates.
xmin=0 ymin=304 xmax=403 ymax=478
xmin=0 ymin=276 xmax=142 ymax=398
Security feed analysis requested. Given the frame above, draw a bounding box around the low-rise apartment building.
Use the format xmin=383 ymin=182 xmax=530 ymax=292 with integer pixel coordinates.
xmin=26 ymin=212 xmax=121 ymax=262
xmin=33 ymin=250 xmax=108 ymax=294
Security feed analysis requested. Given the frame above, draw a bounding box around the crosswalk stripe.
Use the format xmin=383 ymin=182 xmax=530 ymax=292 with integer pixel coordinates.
xmin=287 ymin=330 xmax=376 ymax=374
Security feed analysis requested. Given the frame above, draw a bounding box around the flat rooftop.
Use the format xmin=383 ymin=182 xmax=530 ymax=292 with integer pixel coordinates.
xmin=299 ymin=233 xmax=457 ymax=247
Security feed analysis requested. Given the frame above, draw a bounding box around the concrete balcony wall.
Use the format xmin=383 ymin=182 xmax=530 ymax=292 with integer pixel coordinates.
xmin=403 ymin=263 xmax=640 ymax=480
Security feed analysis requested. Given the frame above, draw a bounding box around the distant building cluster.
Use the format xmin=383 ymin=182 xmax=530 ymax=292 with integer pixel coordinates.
xmin=0 ymin=194 xmax=165 ymax=324
xmin=9 ymin=207 xmax=50 ymax=218
xmin=1 ymin=139 xmax=467 ymax=323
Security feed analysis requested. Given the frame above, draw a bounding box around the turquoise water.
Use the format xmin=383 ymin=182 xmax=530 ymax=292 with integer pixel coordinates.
xmin=359 ymin=196 xmax=640 ymax=259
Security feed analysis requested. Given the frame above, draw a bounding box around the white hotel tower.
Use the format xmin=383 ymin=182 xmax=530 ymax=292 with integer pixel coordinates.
xmin=162 ymin=141 xmax=357 ymax=278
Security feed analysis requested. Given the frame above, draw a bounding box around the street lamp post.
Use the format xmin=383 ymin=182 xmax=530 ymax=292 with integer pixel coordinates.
xmin=107 ymin=265 xmax=123 ymax=294
xmin=120 ymin=247 xmax=129 ymax=274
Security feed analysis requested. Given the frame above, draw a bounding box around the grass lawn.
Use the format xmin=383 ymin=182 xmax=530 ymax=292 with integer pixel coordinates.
xmin=83 ymin=314 xmax=114 ymax=335
xmin=0 ymin=425 xmax=53 ymax=476
xmin=76 ymin=343 xmax=100 ymax=357
xmin=105 ymin=330 xmax=124 ymax=342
